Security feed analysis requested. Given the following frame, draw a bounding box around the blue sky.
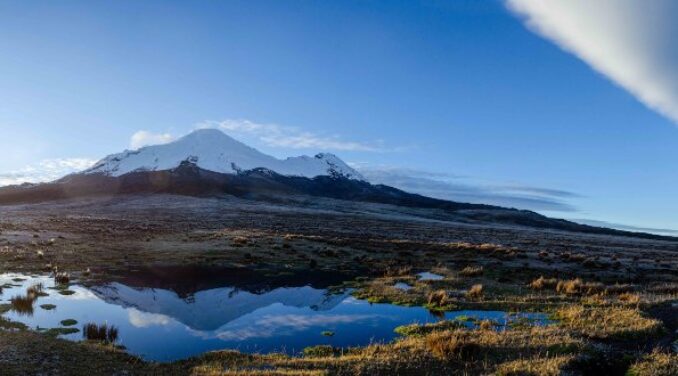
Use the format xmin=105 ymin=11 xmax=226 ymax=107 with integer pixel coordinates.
xmin=1 ymin=0 xmax=677 ymax=234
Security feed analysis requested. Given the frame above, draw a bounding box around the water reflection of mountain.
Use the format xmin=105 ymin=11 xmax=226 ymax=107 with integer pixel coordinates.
xmin=89 ymin=277 xmax=351 ymax=331
xmin=102 ymin=266 xmax=355 ymax=297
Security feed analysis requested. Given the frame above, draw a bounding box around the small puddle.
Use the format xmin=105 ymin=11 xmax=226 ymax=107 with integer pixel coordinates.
xmin=0 ymin=273 xmax=551 ymax=362
xmin=417 ymin=272 xmax=444 ymax=281
xmin=393 ymin=282 xmax=413 ymax=291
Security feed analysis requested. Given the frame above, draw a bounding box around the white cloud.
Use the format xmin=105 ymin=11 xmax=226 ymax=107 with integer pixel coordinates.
xmin=356 ymin=164 xmax=579 ymax=212
xmin=506 ymin=0 xmax=678 ymax=123
xmin=213 ymin=313 xmax=377 ymax=341
xmin=130 ymin=130 xmax=175 ymax=149
xmin=0 ymin=158 xmax=96 ymax=187
xmin=128 ymin=309 xmax=172 ymax=328
xmin=197 ymin=119 xmax=384 ymax=151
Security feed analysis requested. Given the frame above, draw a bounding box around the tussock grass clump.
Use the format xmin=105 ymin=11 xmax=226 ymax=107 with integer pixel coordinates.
xmin=618 ymin=292 xmax=640 ymax=304
xmin=605 ymin=283 xmax=635 ymax=294
xmin=554 ymin=305 xmax=662 ymax=339
xmin=10 ymin=295 xmax=35 ymax=315
xmin=418 ymin=326 xmax=582 ymax=363
xmin=627 ymin=350 xmax=677 ymax=376
xmin=231 ymin=236 xmax=248 ymax=246
xmin=426 ymin=290 xmax=453 ymax=310
xmin=27 ymin=283 xmax=48 ymax=298
xmin=555 ymin=278 xmax=603 ymax=296
xmin=83 ymin=322 xmax=119 ymax=343
xmin=466 ymin=284 xmax=484 ymax=299
xmin=647 ymin=283 xmax=678 ymax=294
xmin=395 ymin=320 xmax=464 ymax=337
xmin=529 ymin=276 xmax=558 ymax=290
xmin=478 ymin=320 xmax=494 ymax=331
xmin=425 ymin=331 xmax=481 ymax=360
xmin=384 ymin=265 xmax=411 ymax=277
xmin=496 ymin=355 xmax=575 ymax=376
xmin=54 ymin=272 xmax=70 ymax=285
xmin=302 ymin=345 xmax=336 ymax=358
xmin=459 ymin=266 xmax=483 ymax=277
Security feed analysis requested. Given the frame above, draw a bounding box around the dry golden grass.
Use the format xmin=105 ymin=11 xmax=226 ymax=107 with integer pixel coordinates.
xmin=529 ymin=276 xmax=558 ymax=290
xmin=352 ymin=276 xmax=424 ymax=306
xmin=459 ymin=266 xmax=483 ymax=277
xmin=466 ymin=284 xmax=483 ymax=299
xmin=181 ymin=325 xmax=585 ymax=375
xmin=555 ymin=305 xmax=662 ymax=339
xmin=478 ymin=320 xmax=493 ymax=330
xmin=383 ymin=265 xmax=411 ymax=277
xmin=496 ymin=355 xmax=575 ymax=376
xmin=618 ymin=292 xmax=640 ymax=304
xmin=231 ymin=236 xmax=249 ymax=246
xmin=427 ymin=289 xmax=452 ymax=309
xmin=627 ymin=350 xmax=678 ymax=376
xmin=555 ymin=278 xmax=603 ymax=296
xmin=424 ymin=331 xmax=481 ymax=360
xmin=192 ymin=367 xmax=327 ymax=376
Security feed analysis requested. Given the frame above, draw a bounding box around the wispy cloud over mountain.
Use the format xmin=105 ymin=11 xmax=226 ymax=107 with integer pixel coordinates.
xmin=506 ymin=0 xmax=678 ymax=123
xmin=130 ymin=131 xmax=176 ymax=149
xmin=197 ymin=119 xmax=387 ymax=152
xmin=0 ymin=158 xmax=96 ymax=187
xmin=356 ymin=165 xmax=579 ymax=212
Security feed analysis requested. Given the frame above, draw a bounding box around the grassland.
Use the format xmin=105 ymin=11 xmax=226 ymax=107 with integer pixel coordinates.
xmin=0 ymin=194 xmax=676 ymax=375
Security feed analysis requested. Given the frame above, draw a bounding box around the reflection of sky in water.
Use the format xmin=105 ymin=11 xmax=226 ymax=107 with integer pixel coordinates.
xmin=0 ymin=274 xmax=550 ymax=362
xmin=417 ymin=272 xmax=444 ymax=281
xmin=393 ymin=282 xmax=413 ymax=291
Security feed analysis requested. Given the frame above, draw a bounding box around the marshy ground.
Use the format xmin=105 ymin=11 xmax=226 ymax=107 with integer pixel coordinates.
xmin=0 ymin=194 xmax=676 ymax=375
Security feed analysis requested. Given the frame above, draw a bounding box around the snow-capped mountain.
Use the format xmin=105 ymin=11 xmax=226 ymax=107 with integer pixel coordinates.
xmin=83 ymin=128 xmax=364 ymax=180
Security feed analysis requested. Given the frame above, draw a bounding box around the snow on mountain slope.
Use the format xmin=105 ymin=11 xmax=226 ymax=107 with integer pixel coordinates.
xmin=83 ymin=129 xmax=364 ymax=180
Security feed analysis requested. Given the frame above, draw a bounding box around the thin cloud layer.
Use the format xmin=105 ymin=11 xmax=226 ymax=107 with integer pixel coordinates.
xmin=506 ymin=0 xmax=678 ymax=123
xmin=571 ymin=218 xmax=678 ymax=237
xmin=130 ymin=130 xmax=176 ymax=149
xmin=0 ymin=158 xmax=96 ymax=187
xmin=356 ymin=165 xmax=578 ymax=212
xmin=198 ymin=119 xmax=385 ymax=152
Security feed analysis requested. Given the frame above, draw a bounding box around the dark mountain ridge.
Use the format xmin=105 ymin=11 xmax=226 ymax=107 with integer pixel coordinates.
xmin=0 ymin=161 xmax=673 ymax=241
